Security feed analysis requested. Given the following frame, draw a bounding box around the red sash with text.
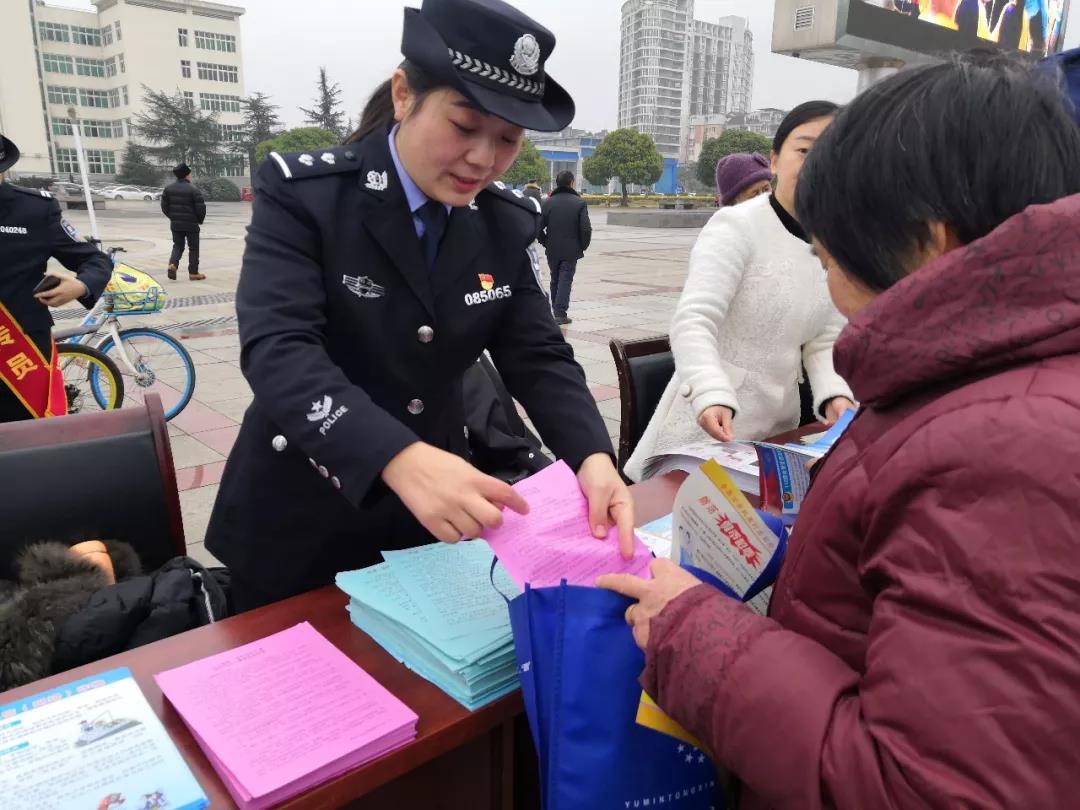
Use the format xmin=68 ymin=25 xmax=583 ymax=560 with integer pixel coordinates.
xmin=0 ymin=302 xmax=67 ymax=419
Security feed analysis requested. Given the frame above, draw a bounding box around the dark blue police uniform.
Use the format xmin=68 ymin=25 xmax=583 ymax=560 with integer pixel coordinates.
xmin=0 ymin=135 xmax=112 ymax=422
xmin=206 ymin=0 xmax=613 ymax=609
xmin=206 ymin=132 xmax=613 ymax=606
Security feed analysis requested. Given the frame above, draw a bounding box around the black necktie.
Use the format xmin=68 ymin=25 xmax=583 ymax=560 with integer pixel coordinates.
xmin=417 ymin=200 xmax=449 ymax=268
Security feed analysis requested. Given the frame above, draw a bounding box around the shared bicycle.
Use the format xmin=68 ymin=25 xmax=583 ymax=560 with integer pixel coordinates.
xmin=53 ymin=242 xmax=197 ymax=420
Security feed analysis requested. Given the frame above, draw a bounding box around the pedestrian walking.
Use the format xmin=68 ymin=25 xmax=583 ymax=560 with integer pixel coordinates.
xmin=539 ymin=170 xmax=591 ymax=325
xmin=161 ymin=163 xmax=206 ymax=281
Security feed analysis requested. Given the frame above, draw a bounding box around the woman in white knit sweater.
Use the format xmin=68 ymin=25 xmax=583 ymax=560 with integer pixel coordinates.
xmin=626 ymin=102 xmax=855 ymax=481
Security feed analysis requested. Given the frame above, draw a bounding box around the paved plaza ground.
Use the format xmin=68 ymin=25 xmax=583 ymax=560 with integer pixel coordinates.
xmin=53 ymin=200 xmax=704 ymax=564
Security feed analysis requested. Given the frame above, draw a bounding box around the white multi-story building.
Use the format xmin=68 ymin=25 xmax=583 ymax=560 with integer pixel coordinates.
xmin=617 ymin=0 xmax=753 ymax=162
xmin=0 ymin=0 xmax=246 ymax=184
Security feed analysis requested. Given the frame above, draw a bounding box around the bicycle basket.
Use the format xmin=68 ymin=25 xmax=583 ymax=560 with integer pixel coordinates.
xmin=104 ymin=264 xmax=167 ymax=314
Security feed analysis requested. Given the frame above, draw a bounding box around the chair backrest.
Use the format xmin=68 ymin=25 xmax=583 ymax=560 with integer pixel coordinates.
xmin=609 ymin=336 xmax=674 ymax=473
xmin=0 ymin=394 xmax=185 ymax=579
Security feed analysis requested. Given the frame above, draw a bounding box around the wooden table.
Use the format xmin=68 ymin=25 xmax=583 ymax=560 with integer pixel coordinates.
xmin=0 ymin=474 xmax=685 ymax=809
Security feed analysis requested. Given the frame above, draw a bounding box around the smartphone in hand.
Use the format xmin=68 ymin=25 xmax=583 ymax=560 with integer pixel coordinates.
xmin=32 ymin=275 xmax=62 ymax=295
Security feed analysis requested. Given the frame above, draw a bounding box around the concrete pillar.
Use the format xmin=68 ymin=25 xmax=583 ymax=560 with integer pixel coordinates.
xmin=856 ymin=58 xmax=905 ymax=93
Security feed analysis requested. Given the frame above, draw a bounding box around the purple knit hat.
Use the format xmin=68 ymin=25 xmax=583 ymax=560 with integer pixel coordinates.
xmin=715 ymin=152 xmax=772 ymax=206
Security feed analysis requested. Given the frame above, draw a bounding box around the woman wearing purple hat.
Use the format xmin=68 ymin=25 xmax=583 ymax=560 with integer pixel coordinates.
xmin=626 ymin=102 xmax=855 ymax=481
xmin=714 ymin=152 xmax=773 ymax=207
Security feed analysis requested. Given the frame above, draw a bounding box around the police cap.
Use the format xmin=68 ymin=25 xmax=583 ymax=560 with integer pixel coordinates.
xmin=402 ymin=0 xmax=574 ymax=132
xmin=0 ymin=134 xmax=19 ymax=174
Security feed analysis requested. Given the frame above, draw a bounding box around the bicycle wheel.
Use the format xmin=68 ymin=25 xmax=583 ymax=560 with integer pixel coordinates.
xmin=96 ymin=327 xmax=196 ymax=420
xmin=57 ymin=343 xmax=125 ymax=414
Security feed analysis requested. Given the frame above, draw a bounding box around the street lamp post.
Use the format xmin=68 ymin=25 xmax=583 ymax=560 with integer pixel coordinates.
xmin=66 ymin=106 xmax=100 ymax=241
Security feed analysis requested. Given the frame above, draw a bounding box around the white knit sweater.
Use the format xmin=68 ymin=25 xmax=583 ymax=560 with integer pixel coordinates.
xmin=625 ymin=194 xmax=853 ymax=481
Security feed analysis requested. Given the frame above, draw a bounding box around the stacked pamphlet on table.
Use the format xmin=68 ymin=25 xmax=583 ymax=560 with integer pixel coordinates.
xmin=637 ymin=440 xmax=761 ymax=493
xmin=0 ymin=667 xmax=207 ymax=810
xmin=156 ymin=622 xmax=418 ymax=810
xmin=337 ymin=541 xmax=521 ymax=711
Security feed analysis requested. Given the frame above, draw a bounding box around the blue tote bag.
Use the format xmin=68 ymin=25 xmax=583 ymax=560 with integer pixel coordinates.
xmin=506 ymin=509 xmax=788 ymax=810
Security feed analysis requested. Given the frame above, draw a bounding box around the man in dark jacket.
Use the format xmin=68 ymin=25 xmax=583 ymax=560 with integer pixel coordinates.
xmin=160 ymin=163 xmax=206 ymax=281
xmin=539 ymin=170 xmax=591 ymax=325
xmin=523 ymin=179 xmax=543 ymax=203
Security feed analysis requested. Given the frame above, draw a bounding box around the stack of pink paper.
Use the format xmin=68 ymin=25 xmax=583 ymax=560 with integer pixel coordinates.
xmin=155 ymin=622 xmax=418 ymax=809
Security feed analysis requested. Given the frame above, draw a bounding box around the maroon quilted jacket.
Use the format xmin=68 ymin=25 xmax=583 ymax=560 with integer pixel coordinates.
xmin=643 ymin=195 xmax=1080 ymax=809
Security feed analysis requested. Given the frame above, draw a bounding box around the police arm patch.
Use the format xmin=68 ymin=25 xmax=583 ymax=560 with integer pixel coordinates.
xmin=60 ymin=216 xmax=80 ymax=242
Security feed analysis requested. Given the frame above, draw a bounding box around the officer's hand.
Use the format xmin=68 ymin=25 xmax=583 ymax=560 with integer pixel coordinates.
xmin=577 ymin=453 xmax=636 ymax=560
xmin=382 ymin=442 xmax=530 ymax=543
xmin=35 ymin=277 xmax=89 ymax=308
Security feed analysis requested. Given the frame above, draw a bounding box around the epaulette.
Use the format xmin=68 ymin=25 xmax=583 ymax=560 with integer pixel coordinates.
xmin=9 ymin=184 xmax=53 ymax=200
xmin=481 ymin=181 xmax=542 ymax=215
xmin=266 ymin=145 xmax=362 ymax=182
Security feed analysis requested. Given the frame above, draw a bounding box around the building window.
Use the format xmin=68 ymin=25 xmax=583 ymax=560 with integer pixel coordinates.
xmin=122 ymin=86 xmax=129 ymax=105
xmin=102 ymin=24 xmax=113 ymax=45
xmin=39 ymin=22 xmax=70 ymax=43
xmin=80 ymin=88 xmax=112 ymax=109
xmin=52 ymin=118 xmax=74 ymax=136
xmin=75 ymin=57 xmax=107 ymax=78
xmin=72 ymin=25 xmax=103 ymax=47
xmin=200 ymin=92 xmax=241 ymax=113
xmin=178 ymin=28 xmax=189 ymax=47
xmin=47 ymin=85 xmax=79 ymax=106
xmin=115 ymin=21 xmax=122 ymax=40
xmin=196 ymin=62 xmax=239 ymax=84
xmin=217 ymin=123 xmax=244 ymax=142
xmin=55 ymin=147 xmax=79 ymax=175
xmin=106 ymin=57 xmax=117 ymax=77
xmin=43 ymin=54 xmax=74 ymax=75
xmin=182 ymin=91 xmax=195 ymax=107
xmin=85 ymin=149 xmax=116 ymax=175
xmin=119 ymin=53 xmax=125 ymax=73
xmin=194 ymin=30 xmax=237 ymax=53
xmin=181 ymin=59 xmax=191 ymax=78
xmin=79 ymin=119 xmax=122 ymax=138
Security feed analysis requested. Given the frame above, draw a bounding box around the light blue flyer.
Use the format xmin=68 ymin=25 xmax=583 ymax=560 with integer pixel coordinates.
xmin=0 ymin=667 xmax=208 ymax=810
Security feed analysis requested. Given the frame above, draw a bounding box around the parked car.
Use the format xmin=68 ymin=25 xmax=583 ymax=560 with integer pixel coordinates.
xmin=110 ymin=185 xmax=157 ymax=201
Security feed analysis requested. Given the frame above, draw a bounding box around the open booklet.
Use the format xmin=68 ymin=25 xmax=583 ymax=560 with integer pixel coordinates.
xmin=752 ymin=409 xmax=857 ymax=525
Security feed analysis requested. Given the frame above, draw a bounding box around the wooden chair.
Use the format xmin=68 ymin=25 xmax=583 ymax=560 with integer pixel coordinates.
xmin=0 ymin=394 xmax=185 ymax=579
xmin=609 ymin=336 xmax=674 ymax=473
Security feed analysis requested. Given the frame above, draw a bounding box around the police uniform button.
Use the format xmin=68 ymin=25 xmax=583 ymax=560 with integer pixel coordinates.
xmin=407 ymin=399 xmax=425 ymax=415
xmin=680 ymin=383 xmax=692 ymax=398
xmin=331 ymin=476 xmax=342 ymax=490
xmin=318 ymin=465 xmax=330 ymax=478
xmin=272 ymin=435 xmax=288 ymax=452
xmin=417 ymin=325 xmax=434 ymax=344
xmin=344 ymin=150 xmax=356 ymax=161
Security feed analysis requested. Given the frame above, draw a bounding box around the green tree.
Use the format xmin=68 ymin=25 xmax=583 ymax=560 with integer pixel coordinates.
xmin=299 ymin=67 xmax=346 ymax=139
xmin=133 ymin=86 xmax=224 ymax=175
xmin=255 ymin=127 xmax=340 ymax=165
xmin=238 ymin=91 xmax=284 ymax=174
xmin=696 ymin=129 xmax=772 ymax=188
xmin=500 ymin=139 xmax=547 ymax=188
xmin=114 ymin=142 xmax=164 ymax=187
xmin=581 ymin=129 xmax=663 ymax=206
xmin=677 ymin=162 xmax=711 ymax=196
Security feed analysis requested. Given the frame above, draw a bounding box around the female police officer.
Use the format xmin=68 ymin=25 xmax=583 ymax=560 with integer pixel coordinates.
xmin=206 ymin=0 xmax=634 ymax=611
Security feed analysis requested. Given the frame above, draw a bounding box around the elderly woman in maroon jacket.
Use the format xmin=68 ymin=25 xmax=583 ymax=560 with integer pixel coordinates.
xmin=599 ymin=52 xmax=1080 ymax=809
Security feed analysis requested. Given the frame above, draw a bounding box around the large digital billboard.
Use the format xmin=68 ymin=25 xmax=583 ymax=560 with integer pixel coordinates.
xmin=850 ymin=1 xmax=1069 ymax=57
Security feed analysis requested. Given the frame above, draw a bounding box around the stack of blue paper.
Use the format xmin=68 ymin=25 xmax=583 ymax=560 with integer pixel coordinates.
xmin=336 ymin=541 xmax=521 ymax=711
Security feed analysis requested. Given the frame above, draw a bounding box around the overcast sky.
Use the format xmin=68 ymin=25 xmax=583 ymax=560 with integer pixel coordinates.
xmin=57 ymin=0 xmax=1080 ymax=132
